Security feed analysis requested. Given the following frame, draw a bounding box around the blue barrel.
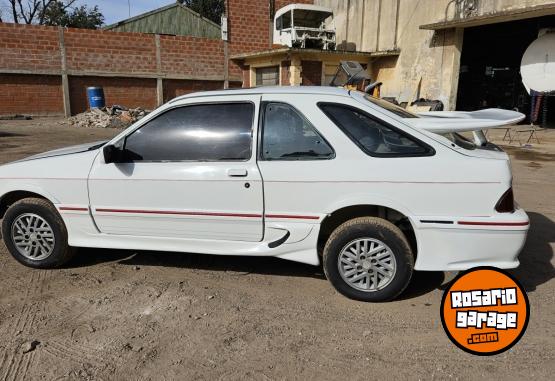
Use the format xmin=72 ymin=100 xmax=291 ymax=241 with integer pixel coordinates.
xmin=87 ymin=87 xmax=105 ymax=109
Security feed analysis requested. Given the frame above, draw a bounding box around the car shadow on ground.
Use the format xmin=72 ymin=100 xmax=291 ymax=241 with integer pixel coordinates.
xmin=508 ymin=211 xmax=555 ymax=292
xmin=65 ymin=210 xmax=554 ymax=297
xmin=0 ymin=131 xmax=27 ymax=138
xmin=68 ymin=249 xmax=326 ymax=280
xmin=67 ymin=249 xmax=446 ymax=299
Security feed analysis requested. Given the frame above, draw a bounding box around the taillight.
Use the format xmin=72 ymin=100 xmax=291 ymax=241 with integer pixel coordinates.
xmin=495 ymin=188 xmax=515 ymax=213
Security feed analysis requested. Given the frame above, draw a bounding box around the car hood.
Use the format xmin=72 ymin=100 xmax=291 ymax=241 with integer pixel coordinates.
xmin=15 ymin=141 xmax=106 ymax=163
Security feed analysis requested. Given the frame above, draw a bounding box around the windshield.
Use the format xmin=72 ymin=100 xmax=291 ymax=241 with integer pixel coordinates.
xmin=363 ymin=95 xmax=419 ymax=119
xmin=293 ymin=10 xmax=332 ymax=28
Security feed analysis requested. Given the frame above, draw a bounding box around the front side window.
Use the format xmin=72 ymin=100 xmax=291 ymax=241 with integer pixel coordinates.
xmin=319 ymin=103 xmax=433 ymax=157
xmin=124 ymin=103 xmax=254 ymax=161
xmin=261 ymin=103 xmax=334 ymax=160
xmin=276 ymin=13 xmax=291 ymax=30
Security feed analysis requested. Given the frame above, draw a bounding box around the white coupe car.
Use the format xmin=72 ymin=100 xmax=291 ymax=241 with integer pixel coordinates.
xmin=0 ymin=87 xmax=529 ymax=301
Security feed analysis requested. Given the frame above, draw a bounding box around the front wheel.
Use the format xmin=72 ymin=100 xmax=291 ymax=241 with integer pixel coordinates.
xmin=1 ymin=198 xmax=75 ymax=268
xmin=323 ymin=217 xmax=414 ymax=302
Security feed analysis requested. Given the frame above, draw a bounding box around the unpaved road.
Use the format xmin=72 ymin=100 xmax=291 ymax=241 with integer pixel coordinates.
xmin=0 ymin=118 xmax=553 ymax=380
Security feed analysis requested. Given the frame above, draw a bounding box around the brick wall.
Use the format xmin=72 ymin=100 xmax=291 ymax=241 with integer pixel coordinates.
xmin=0 ymin=1 xmax=317 ymax=116
xmin=227 ymin=0 xmax=313 ymax=79
xmin=0 ymin=24 xmax=60 ymax=72
xmin=0 ymin=22 xmax=228 ymax=116
xmin=0 ymin=74 xmax=63 ymax=115
xmin=301 ymin=60 xmax=322 ymax=86
xmin=69 ymin=76 xmax=157 ymax=115
xmin=64 ymin=29 xmax=157 ymax=74
xmin=160 ymin=35 xmax=224 ymax=79
xmin=163 ymin=79 xmax=224 ymax=102
xmin=240 ymin=65 xmax=250 ymax=88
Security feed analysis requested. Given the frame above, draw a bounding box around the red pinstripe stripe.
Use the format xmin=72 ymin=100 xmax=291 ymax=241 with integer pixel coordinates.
xmin=93 ymin=208 xmax=320 ymax=220
xmin=59 ymin=207 xmax=88 ymax=211
xmin=457 ymin=221 xmax=529 ymax=226
xmin=265 ymin=214 xmax=320 ymax=220
xmin=95 ymin=208 xmax=262 ymax=218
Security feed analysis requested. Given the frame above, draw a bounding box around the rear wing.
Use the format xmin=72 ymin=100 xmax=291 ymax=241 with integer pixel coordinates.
xmin=405 ymin=108 xmax=525 ymax=146
xmin=406 ymin=108 xmax=525 ymax=134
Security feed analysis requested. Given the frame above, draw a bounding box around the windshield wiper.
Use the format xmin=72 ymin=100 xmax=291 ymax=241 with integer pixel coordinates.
xmin=88 ymin=141 xmax=108 ymax=151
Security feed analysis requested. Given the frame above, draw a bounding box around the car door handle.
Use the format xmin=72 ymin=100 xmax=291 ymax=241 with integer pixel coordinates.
xmin=227 ymin=168 xmax=248 ymax=177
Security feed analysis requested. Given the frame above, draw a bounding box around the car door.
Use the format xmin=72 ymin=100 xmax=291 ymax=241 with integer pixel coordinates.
xmin=87 ymin=95 xmax=264 ymax=242
xmin=256 ymin=95 xmax=338 ymax=220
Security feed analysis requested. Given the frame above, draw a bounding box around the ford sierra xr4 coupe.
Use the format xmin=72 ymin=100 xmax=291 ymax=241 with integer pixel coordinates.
xmin=0 ymin=87 xmax=529 ymax=301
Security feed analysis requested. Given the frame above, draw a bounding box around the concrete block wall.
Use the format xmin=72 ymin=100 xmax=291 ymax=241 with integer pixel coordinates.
xmin=315 ymin=0 xmax=555 ymax=109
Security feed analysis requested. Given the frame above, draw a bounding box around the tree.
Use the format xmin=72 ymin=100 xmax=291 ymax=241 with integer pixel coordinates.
xmin=42 ymin=2 xmax=103 ymax=28
xmin=178 ymin=0 xmax=225 ymax=25
xmin=3 ymin=0 xmax=104 ymax=28
xmin=5 ymin=0 xmax=67 ymax=24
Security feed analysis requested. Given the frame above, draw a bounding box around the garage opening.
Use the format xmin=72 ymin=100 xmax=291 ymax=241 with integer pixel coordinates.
xmin=456 ymin=15 xmax=555 ymax=127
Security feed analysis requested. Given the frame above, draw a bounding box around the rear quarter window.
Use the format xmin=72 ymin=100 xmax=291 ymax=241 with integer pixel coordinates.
xmin=319 ymin=103 xmax=434 ymax=157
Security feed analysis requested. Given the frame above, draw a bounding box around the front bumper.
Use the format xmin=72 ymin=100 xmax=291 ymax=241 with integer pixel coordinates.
xmin=413 ymin=207 xmax=529 ymax=271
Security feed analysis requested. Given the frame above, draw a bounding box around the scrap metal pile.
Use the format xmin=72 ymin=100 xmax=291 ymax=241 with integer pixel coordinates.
xmin=68 ymin=106 xmax=150 ymax=128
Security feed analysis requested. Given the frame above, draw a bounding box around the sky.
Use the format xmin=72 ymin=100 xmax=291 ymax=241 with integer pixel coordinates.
xmin=74 ymin=0 xmax=174 ymax=25
xmin=0 ymin=1 xmax=175 ymax=25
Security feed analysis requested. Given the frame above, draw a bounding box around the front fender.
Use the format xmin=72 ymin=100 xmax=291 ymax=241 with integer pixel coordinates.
xmin=0 ymin=181 xmax=60 ymax=205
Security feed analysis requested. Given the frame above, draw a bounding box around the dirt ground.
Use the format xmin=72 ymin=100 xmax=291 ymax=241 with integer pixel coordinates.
xmin=0 ymin=118 xmax=553 ymax=380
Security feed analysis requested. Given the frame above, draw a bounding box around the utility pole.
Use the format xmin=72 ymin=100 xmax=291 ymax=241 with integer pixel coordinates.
xmin=223 ymin=0 xmax=230 ymax=89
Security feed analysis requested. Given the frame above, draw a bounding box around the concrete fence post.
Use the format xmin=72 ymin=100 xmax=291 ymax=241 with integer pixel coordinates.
xmin=58 ymin=27 xmax=71 ymax=117
xmin=155 ymin=34 xmax=164 ymax=106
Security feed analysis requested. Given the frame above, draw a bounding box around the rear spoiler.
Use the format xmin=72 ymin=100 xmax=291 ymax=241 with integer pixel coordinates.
xmin=407 ymin=108 xmax=525 ymax=133
xmin=406 ymin=108 xmax=525 ymax=146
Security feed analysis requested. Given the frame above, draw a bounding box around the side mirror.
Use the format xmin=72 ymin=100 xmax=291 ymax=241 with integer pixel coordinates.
xmin=103 ymin=144 xmax=124 ymax=164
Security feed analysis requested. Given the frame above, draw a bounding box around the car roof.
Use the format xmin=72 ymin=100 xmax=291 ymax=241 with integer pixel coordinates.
xmin=274 ymin=4 xmax=333 ymax=18
xmin=170 ymin=86 xmax=352 ymax=103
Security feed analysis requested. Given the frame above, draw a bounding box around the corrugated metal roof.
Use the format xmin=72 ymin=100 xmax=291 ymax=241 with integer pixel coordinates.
xmin=104 ymin=3 xmax=221 ymax=39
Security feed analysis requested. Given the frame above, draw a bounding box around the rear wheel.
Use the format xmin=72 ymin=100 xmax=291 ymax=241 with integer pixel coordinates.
xmin=1 ymin=198 xmax=75 ymax=268
xmin=323 ymin=217 xmax=414 ymax=302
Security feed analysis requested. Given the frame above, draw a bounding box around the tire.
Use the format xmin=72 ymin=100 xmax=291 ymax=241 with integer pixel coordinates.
xmin=1 ymin=198 xmax=75 ymax=268
xmin=323 ymin=217 xmax=414 ymax=302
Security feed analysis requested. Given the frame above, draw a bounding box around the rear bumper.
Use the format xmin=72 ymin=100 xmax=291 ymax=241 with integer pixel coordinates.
xmin=413 ymin=207 xmax=529 ymax=271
